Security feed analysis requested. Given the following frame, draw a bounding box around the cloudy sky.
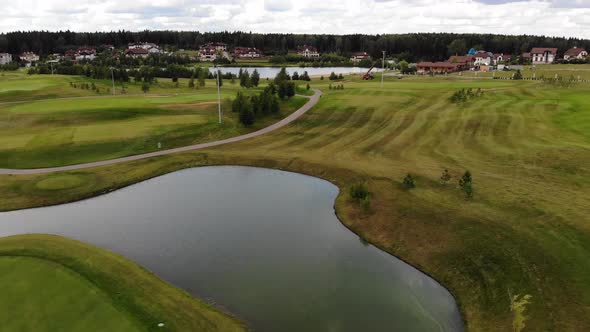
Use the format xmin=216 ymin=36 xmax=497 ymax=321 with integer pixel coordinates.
xmin=2 ymin=0 xmax=590 ymax=38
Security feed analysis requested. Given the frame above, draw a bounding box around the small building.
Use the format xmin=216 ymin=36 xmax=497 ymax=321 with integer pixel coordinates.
xmin=531 ymin=47 xmax=557 ymax=64
xmin=128 ymin=42 xmax=162 ymax=54
xmin=493 ymin=53 xmax=512 ymax=65
xmin=124 ymin=48 xmax=149 ymax=59
xmin=416 ymin=61 xmax=461 ymax=74
xmin=233 ymin=47 xmax=263 ymax=59
xmin=74 ymin=47 xmax=96 ymax=61
xmin=350 ymin=52 xmax=370 ymax=62
xmin=0 ymin=53 xmax=12 ymax=65
xmin=201 ymin=42 xmax=227 ymax=52
xmin=473 ymin=51 xmax=493 ymax=66
xmin=297 ymin=45 xmax=320 ymax=58
xmin=199 ymin=47 xmax=217 ymax=62
xmin=20 ymin=52 xmax=39 ymax=63
xmin=564 ymin=47 xmax=588 ymax=61
xmin=448 ymin=55 xmax=474 ymax=70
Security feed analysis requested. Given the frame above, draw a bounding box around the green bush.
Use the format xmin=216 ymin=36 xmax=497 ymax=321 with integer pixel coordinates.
xmin=350 ymin=183 xmax=369 ymax=200
xmin=402 ymin=174 xmax=415 ymax=190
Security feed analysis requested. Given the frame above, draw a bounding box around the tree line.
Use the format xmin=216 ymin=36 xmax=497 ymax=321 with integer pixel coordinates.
xmin=2 ymin=31 xmax=589 ymax=62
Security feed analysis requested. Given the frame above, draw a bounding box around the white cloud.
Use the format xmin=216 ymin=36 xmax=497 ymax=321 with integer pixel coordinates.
xmin=0 ymin=0 xmax=588 ymax=39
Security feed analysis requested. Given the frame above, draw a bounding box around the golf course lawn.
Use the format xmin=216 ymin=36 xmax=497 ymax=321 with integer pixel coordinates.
xmin=1 ymin=71 xmax=589 ymax=330
xmin=0 ymin=234 xmax=245 ymax=332
xmin=0 ymin=74 xmax=307 ymax=168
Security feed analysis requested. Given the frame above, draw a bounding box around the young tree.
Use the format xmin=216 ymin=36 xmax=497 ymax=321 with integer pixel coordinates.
xmin=239 ymin=107 xmax=255 ymax=126
xmin=320 ymin=75 xmax=324 ymax=80
xmin=402 ymin=174 xmax=415 ymax=190
xmin=301 ymin=71 xmax=310 ymax=81
xmin=440 ymin=169 xmax=451 ymax=184
xmin=459 ymin=171 xmax=474 ymax=199
xmin=306 ymin=83 xmax=310 ymax=90
xmin=141 ymin=81 xmax=150 ymax=94
xmin=188 ymin=75 xmax=195 ymax=88
xmin=198 ymin=68 xmax=207 ymax=87
xmin=513 ymin=70 xmax=523 ymax=80
xmin=292 ymin=71 xmax=300 ymax=80
xmin=278 ymin=81 xmax=295 ymax=99
xmin=398 ymin=60 xmax=410 ymax=74
xmin=240 ymin=70 xmax=251 ymax=88
xmin=274 ymin=67 xmax=291 ymax=83
xmin=329 ymin=72 xmax=338 ymax=80
xmin=251 ymin=69 xmax=260 ymax=87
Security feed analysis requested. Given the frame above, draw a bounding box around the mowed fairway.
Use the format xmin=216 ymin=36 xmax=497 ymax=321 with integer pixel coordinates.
xmin=0 ymin=74 xmax=307 ymax=168
xmin=1 ymin=72 xmax=590 ymax=330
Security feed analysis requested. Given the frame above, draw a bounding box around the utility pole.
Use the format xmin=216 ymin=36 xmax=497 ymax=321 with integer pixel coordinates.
xmin=110 ymin=67 xmax=115 ymax=95
xmin=381 ymin=51 xmax=386 ymax=88
xmin=215 ymin=66 xmax=222 ymax=124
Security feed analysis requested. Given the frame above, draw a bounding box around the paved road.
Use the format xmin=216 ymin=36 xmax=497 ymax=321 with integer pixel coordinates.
xmin=0 ymin=89 xmax=322 ymax=175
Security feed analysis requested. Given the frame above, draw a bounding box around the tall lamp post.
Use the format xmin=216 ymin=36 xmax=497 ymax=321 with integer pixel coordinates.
xmin=381 ymin=51 xmax=386 ymax=88
xmin=215 ymin=65 xmax=222 ymax=124
xmin=110 ymin=67 xmax=115 ymax=95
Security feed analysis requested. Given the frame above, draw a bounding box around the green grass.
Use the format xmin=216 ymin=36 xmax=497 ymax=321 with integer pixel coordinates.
xmin=0 ymin=234 xmax=245 ymax=332
xmin=1 ymin=72 xmax=590 ymax=330
xmin=0 ymin=72 xmax=307 ymax=168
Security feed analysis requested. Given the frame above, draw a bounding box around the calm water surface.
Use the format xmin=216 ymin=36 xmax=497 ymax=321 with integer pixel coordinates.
xmin=0 ymin=166 xmax=462 ymax=332
xmin=217 ymin=66 xmax=382 ymax=78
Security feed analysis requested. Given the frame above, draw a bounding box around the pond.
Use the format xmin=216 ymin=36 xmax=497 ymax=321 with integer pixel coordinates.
xmin=0 ymin=166 xmax=462 ymax=332
xmin=216 ymin=66 xmax=382 ymax=78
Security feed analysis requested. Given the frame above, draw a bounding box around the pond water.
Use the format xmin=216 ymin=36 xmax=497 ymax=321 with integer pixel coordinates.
xmin=0 ymin=166 xmax=462 ymax=332
xmin=217 ymin=66 xmax=382 ymax=78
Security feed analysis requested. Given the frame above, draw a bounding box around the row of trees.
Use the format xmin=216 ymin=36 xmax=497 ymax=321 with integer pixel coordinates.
xmin=232 ymin=85 xmax=281 ymax=126
xmin=2 ymin=31 xmax=588 ymax=62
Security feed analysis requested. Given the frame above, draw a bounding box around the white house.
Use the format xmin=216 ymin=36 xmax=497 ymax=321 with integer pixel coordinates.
xmin=564 ymin=47 xmax=588 ymax=61
xmin=297 ymin=45 xmax=320 ymax=58
xmin=19 ymin=52 xmax=39 ymax=65
xmin=473 ymin=51 xmax=493 ymax=66
xmin=199 ymin=47 xmax=217 ymax=62
xmin=350 ymin=52 xmax=370 ymax=62
xmin=128 ymin=42 xmax=162 ymax=54
xmin=75 ymin=48 xmax=96 ymax=61
xmin=201 ymin=42 xmax=227 ymax=52
xmin=0 ymin=53 xmax=12 ymax=65
xmin=531 ymin=48 xmax=557 ymax=64
xmin=234 ymin=47 xmax=263 ymax=58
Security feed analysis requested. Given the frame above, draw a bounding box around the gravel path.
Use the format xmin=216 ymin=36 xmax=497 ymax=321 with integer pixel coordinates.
xmin=0 ymin=89 xmax=322 ymax=175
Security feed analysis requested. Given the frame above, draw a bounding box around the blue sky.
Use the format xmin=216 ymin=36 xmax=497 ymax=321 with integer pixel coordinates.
xmin=2 ymin=0 xmax=589 ymax=38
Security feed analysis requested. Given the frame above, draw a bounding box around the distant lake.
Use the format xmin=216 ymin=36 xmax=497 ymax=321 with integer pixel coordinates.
xmin=0 ymin=166 xmax=462 ymax=332
xmin=217 ymin=66 xmax=383 ymax=78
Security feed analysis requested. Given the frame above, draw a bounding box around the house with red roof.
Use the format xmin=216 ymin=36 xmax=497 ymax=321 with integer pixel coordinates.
xmin=416 ymin=61 xmax=461 ymax=74
xmin=125 ymin=48 xmax=149 ymax=59
xmin=531 ymin=48 xmax=558 ymax=64
xmin=234 ymin=47 xmax=263 ymax=59
xmin=350 ymin=52 xmax=370 ymax=62
xmin=473 ymin=51 xmax=493 ymax=66
xmin=564 ymin=47 xmax=588 ymax=61
xmin=448 ymin=55 xmax=474 ymax=70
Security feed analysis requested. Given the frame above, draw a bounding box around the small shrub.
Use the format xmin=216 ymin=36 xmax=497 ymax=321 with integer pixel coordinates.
xmin=440 ymin=169 xmax=451 ymax=184
xmin=459 ymin=170 xmax=473 ymax=199
xmin=402 ymin=174 xmax=415 ymax=190
xmin=350 ymin=183 xmax=369 ymax=200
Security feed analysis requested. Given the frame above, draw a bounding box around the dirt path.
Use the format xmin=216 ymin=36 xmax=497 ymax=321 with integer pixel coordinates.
xmin=0 ymin=89 xmax=322 ymax=175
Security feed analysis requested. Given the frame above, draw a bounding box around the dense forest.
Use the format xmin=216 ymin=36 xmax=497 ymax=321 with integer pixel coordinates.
xmin=1 ymin=31 xmax=589 ymax=61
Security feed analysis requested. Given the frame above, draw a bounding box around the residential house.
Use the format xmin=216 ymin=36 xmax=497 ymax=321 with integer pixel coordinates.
xmin=124 ymin=48 xmax=149 ymax=59
xmin=416 ymin=62 xmax=461 ymax=74
xmin=564 ymin=47 xmax=588 ymax=61
xmin=0 ymin=53 xmax=12 ymax=65
xmin=448 ymin=55 xmax=474 ymax=70
xmin=492 ymin=53 xmax=511 ymax=65
xmin=75 ymin=48 xmax=96 ymax=61
xmin=233 ymin=47 xmax=263 ymax=59
xmin=19 ymin=52 xmax=39 ymax=65
xmin=128 ymin=42 xmax=162 ymax=54
xmin=297 ymin=45 xmax=320 ymax=58
xmin=201 ymin=42 xmax=227 ymax=52
xmin=473 ymin=51 xmax=493 ymax=66
xmin=199 ymin=47 xmax=218 ymax=62
xmin=530 ymin=48 xmax=557 ymax=64
xmin=350 ymin=52 xmax=370 ymax=62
